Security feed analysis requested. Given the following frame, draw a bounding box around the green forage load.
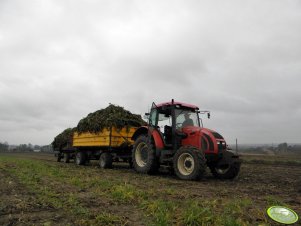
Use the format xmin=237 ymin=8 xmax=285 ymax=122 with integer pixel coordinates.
xmin=51 ymin=127 xmax=76 ymax=150
xmin=52 ymin=104 xmax=146 ymax=150
xmin=77 ymin=104 xmax=145 ymax=133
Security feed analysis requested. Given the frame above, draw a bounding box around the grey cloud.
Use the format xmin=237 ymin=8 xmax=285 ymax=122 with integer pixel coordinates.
xmin=0 ymin=0 xmax=301 ymax=145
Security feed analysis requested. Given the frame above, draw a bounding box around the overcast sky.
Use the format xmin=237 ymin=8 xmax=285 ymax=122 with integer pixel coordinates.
xmin=0 ymin=0 xmax=301 ymax=145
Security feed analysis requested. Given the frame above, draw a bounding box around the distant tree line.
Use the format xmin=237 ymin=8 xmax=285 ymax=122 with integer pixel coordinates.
xmin=0 ymin=142 xmax=53 ymax=152
xmin=0 ymin=142 xmax=9 ymax=152
xmin=237 ymin=142 xmax=301 ymax=154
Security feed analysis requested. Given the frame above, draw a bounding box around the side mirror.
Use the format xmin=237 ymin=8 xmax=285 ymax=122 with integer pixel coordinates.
xmin=207 ymin=112 xmax=210 ymax=119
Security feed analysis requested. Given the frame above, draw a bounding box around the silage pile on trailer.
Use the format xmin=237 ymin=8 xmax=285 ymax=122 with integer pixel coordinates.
xmin=51 ymin=127 xmax=76 ymax=150
xmin=52 ymin=104 xmax=145 ymax=150
xmin=77 ymin=104 xmax=145 ymax=133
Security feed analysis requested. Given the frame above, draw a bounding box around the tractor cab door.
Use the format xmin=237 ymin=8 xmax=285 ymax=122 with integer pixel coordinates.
xmin=149 ymin=103 xmax=173 ymax=148
xmin=149 ymin=102 xmax=158 ymax=127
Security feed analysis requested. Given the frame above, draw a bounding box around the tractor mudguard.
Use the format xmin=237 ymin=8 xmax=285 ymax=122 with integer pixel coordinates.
xmin=131 ymin=126 xmax=164 ymax=150
xmin=132 ymin=126 xmax=148 ymax=141
xmin=151 ymin=129 xmax=164 ymax=150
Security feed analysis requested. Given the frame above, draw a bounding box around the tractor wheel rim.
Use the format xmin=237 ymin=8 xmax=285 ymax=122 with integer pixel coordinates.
xmin=135 ymin=142 xmax=148 ymax=167
xmin=177 ymin=153 xmax=195 ymax=176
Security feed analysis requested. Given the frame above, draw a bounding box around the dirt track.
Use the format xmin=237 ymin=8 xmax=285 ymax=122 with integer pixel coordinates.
xmin=0 ymin=152 xmax=300 ymax=226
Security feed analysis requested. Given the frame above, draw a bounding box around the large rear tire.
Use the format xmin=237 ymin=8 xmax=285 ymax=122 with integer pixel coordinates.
xmin=99 ymin=152 xmax=113 ymax=169
xmin=75 ymin=151 xmax=86 ymax=165
xmin=173 ymin=146 xmax=206 ymax=180
xmin=132 ymin=135 xmax=159 ymax=174
xmin=209 ymin=151 xmax=241 ymax=179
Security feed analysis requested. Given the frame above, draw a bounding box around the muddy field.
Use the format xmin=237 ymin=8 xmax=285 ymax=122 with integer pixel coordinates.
xmin=0 ymin=152 xmax=300 ymax=226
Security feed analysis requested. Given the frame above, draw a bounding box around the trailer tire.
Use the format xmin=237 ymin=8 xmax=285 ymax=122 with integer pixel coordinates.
xmin=128 ymin=158 xmax=133 ymax=168
xmin=57 ymin=152 xmax=63 ymax=162
xmin=99 ymin=152 xmax=113 ymax=169
xmin=75 ymin=152 xmax=86 ymax=165
xmin=64 ymin=153 xmax=70 ymax=163
xmin=173 ymin=146 xmax=206 ymax=180
xmin=132 ymin=135 xmax=159 ymax=174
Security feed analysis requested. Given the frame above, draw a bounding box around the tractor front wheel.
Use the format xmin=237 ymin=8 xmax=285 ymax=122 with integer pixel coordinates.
xmin=132 ymin=135 xmax=159 ymax=174
xmin=173 ymin=146 xmax=206 ymax=180
xmin=209 ymin=151 xmax=241 ymax=179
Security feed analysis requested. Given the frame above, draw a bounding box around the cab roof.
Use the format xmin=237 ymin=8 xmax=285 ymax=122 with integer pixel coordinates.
xmin=156 ymin=101 xmax=199 ymax=110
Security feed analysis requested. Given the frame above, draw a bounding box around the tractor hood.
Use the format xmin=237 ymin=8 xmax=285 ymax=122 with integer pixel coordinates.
xmin=182 ymin=126 xmax=224 ymax=139
xmin=182 ymin=126 xmax=226 ymax=153
xmin=200 ymin=127 xmax=227 ymax=153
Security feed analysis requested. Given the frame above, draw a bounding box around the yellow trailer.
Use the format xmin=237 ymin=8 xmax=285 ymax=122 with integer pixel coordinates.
xmin=59 ymin=126 xmax=138 ymax=168
xmin=73 ymin=127 xmax=137 ymax=148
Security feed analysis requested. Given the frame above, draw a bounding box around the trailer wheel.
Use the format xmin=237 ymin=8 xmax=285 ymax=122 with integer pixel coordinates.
xmin=99 ymin=152 xmax=113 ymax=169
xmin=132 ymin=135 xmax=159 ymax=174
xmin=64 ymin=153 xmax=70 ymax=163
xmin=57 ymin=152 xmax=63 ymax=162
xmin=173 ymin=146 xmax=206 ymax=180
xmin=75 ymin=152 xmax=86 ymax=165
xmin=128 ymin=158 xmax=133 ymax=168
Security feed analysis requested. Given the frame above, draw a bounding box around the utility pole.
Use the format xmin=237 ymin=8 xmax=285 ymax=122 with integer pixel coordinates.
xmin=236 ymin=138 xmax=238 ymax=154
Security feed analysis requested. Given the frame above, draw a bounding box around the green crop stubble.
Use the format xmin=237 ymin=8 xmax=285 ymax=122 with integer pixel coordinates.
xmin=4 ymin=159 xmax=87 ymax=212
xmin=141 ymin=199 xmax=176 ymax=226
xmin=0 ymin=157 xmax=125 ymax=225
xmin=0 ymin=156 xmax=272 ymax=226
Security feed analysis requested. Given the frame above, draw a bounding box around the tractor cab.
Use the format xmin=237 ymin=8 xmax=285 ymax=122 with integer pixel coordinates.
xmin=148 ymin=100 xmax=201 ymax=151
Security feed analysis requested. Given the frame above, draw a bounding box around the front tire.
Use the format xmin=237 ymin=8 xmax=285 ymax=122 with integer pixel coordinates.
xmin=209 ymin=161 xmax=240 ymax=179
xmin=132 ymin=135 xmax=159 ymax=174
xmin=209 ymin=151 xmax=241 ymax=179
xmin=173 ymin=146 xmax=206 ymax=180
xmin=99 ymin=152 xmax=113 ymax=169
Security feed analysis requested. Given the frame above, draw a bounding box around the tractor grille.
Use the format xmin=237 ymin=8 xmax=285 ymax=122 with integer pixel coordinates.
xmin=217 ymin=141 xmax=227 ymax=151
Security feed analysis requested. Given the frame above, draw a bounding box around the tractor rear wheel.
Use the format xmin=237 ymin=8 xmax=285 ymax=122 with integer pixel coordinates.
xmin=75 ymin=151 xmax=86 ymax=165
xmin=173 ymin=146 xmax=206 ymax=180
xmin=209 ymin=151 xmax=241 ymax=179
xmin=132 ymin=135 xmax=159 ymax=174
xmin=99 ymin=152 xmax=113 ymax=169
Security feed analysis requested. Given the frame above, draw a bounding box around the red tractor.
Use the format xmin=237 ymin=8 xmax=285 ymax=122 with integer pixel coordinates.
xmin=131 ymin=100 xmax=241 ymax=180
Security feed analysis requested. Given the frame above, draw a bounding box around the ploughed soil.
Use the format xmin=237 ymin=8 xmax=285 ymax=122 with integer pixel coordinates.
xmin=0 ymin=152 xmax=300 ymax=226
